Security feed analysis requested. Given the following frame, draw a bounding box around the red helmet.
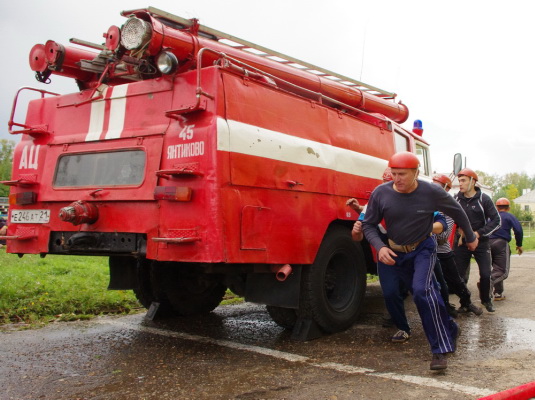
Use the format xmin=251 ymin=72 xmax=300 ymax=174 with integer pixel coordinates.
xmin=457 ymin=168 xmax=478 ymax=181
xmin=388 ymin=151 xmax=420 ymax=169
xmin=496 ymin=197 xmax=510 ymax=206
xmin=433 ymin=174 xmax=452 ymax=189
xmin=382 ymin=167 xmax=393 ymax=182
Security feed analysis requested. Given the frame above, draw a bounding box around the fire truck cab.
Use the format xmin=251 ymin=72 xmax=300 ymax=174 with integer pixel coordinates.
xmin=3 ymin=7 xmax=433 ymax=338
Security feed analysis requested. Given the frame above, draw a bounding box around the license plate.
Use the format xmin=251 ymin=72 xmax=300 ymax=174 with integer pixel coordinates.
xmin=10 ymin=209 xmax=51 ymax=224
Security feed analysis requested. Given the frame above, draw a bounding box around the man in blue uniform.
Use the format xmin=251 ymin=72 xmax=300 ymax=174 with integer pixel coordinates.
xmin=349 ymin=169 xmax=448 ymax=344
xmin=490 ymin=197 xmax=523 ymax=300
xmin=362 ymin=152 xmax=478 ymax=371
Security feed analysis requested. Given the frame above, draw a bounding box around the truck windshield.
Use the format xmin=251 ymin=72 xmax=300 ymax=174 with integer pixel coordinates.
xmin=54 ymin=150 xmax=146 ymax=187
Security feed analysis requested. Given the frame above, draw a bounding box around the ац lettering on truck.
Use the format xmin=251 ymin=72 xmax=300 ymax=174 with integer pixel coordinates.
xmin=2 ymin=7 xmax=433 ymax=338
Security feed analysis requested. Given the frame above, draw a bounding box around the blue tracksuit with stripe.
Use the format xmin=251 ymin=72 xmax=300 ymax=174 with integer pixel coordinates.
xmin=363 ymin=180 xmax=475 ymax=354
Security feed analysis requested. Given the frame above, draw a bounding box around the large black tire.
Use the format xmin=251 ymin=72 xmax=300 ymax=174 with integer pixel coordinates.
xmin=132 ymin=258 xmax=174 ymax=316
xmin=158 ymin=262 xmax=227 ymax=316
xmin=266 ymin=305 xmax=298 ymax=330
xmin=301 ymin=225 xmax=367 ymax=333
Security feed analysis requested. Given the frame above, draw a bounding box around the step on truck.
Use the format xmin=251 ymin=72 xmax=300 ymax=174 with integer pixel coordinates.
xmin=2 ymin=7 xmax=434 ymax=339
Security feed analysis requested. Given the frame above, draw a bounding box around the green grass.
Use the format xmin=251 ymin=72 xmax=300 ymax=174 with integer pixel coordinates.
xmin=0 ymin=249 xmax=246 ymax=328
xmin=0 ymin=251 xmax=141 ymax=327
xmin=0 ymin=250 xmax=246 ymax=328
xmin=514 ymin=235 xmax=535 ymax=252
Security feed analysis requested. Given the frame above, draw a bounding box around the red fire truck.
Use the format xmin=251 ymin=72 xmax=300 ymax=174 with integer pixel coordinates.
xmin=3 ymin=7 xmax=433 ymax=339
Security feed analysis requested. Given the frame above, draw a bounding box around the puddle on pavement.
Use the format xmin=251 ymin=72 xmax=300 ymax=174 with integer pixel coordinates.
xmin=139 ymin=303 xmax=287 ymax=343
xmin=460 ymin=315 xmax=535 ymax=358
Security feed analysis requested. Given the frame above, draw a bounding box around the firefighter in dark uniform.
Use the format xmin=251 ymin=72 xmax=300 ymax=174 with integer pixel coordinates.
xmin=432 ymin=174 xmax=483 ymax=316
xmin=362 ymin=151 xmax=478 ymax=371
xmin=454 ymin=168 xmax=501 ymax=312
xmin=489 ymin=197 xmax=523 ymax=300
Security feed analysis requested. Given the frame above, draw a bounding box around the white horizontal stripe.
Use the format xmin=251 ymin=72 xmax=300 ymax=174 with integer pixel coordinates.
xmin=217 ymin=118 xmax=387 ymax=179
xmin=313 ymin=361 xmax=374 ymax=374
xmin=372 ymin=372 xmax=494 ymax=397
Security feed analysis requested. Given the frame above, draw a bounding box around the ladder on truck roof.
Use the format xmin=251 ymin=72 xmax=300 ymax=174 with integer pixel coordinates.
xmin=126 ymin=6 xmax=396 ymax=100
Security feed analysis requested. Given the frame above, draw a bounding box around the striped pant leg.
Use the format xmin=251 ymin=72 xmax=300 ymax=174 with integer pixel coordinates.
xmin=411 ymin=239 xmax=456 ymax=354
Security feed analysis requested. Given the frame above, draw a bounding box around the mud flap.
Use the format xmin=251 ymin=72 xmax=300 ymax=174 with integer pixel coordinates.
xmin=244 ymin=266 xmax=301 ymax=308
xmin=108 ymin=256 xmax=138 ymax=290
xmin=145 ymin=302 xmax=161 ymax=321
xmin=291 ymin=318 xmax=323 ymax=341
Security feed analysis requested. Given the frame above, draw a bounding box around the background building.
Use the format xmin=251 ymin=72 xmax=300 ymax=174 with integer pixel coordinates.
xmin=513 ymin=189 xmax=535 ymax=219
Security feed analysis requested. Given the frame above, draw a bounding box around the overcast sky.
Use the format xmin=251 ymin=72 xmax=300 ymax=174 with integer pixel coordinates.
xmin=1 ymin=0 xmax=534 ymax=176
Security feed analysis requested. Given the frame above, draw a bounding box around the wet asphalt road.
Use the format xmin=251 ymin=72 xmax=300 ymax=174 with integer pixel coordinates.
xmin=1 ymin=253 xmax=535 ymax=400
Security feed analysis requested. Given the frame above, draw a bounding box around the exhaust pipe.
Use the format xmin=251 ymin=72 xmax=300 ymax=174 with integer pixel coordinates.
xmin=271 ymin=264 xmax=293 ymax=282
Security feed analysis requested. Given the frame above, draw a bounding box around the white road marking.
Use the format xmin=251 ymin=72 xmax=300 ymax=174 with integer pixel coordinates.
xmin=370 ymin=372 xmax=493 ymax=397
xmin=102 ymin=319 xmax=495 ymax=397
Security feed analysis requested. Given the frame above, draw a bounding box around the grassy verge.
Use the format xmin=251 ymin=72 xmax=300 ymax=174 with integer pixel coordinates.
xmin=513 ymin=235 xmax=534 ymax=253
xmin=0 ymin=251 xmax=142 ymax=328
xmin=0 ymin=250 xmax=245 ymax=328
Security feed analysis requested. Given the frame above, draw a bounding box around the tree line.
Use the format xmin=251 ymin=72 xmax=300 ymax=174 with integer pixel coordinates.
xmin=476 ymin=170 xmax=534 ymax=221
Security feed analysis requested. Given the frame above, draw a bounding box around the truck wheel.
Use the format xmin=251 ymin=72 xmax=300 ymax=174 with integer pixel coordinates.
xmin=159 ymin=262 xmax=227 ymax=316
xmin=132 ymin=258 xmax=174 ymax=316
xmin=266 ymin=305 xmax=298 ymax=330
xmin=301 ymin=225 xmax=367 ymax=333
